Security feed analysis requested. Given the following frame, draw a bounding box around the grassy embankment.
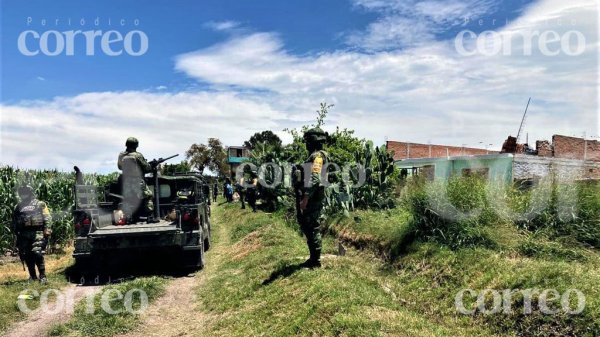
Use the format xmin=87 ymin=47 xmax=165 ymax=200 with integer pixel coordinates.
xmin=195 ymin=203 xmax=497 ymax=336
xmin=332 ymin=207 xmax=600 ymax=336
xmin=196 ymin=196 xmax=599 ymax=336
xmin=0 ymin=252 xmax=72 ymax=333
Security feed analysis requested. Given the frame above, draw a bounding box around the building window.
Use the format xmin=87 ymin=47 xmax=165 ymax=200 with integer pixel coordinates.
xmin=462 ymin=168 xmax=489 ymax=179
xmin=514 ymin=178 xmax=539 ymax=190
xmin=411 ymin=165 xmax=435 ymax=181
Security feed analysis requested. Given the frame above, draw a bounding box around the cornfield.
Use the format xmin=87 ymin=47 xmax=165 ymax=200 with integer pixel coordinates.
xmin=0 ymin=166 xmax=115 ymax=254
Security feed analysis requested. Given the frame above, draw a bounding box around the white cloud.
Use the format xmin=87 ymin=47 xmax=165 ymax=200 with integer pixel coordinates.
xmin=1 ymin=0 xmax=598 ymax=172
xmin=347 ymin=0 xmax=501 ymax=50
xmin=176 ymin=0 xmax=598 ymax=148
xmin=1 ymin=91 xmax=285 ymax=172
xmin=203 ymin=20 xmax=241 ymax=32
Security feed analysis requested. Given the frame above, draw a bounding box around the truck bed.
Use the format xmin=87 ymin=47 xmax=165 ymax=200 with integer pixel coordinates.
xmin=86 ymin=220 xmax=185 ymax=250
xmin=91 ymin=220 xmax=178 ymax=237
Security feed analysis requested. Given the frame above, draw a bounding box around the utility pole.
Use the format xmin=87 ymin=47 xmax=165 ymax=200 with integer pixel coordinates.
xmin=516 ymin=97 xmax=531 ymax=144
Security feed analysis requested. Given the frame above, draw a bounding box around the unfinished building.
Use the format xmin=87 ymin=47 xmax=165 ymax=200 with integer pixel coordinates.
xmin=389 ymin=135 xmax=600 ymax=184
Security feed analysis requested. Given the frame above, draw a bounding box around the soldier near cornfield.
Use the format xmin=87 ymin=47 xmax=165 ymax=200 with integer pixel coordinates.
xmin=12 ymin=185 xmax=52 ymax=283
xmin=295 ymin=127 xmax=329 ymax=268
xmin=118 ymin=137 xmax=157 ymax=223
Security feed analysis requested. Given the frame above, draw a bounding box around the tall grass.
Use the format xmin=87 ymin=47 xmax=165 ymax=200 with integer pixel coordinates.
xmin=402 ymin=176 xmax=498 ymax=249
xmin=401 ymin=175 xmax=600 ymax=249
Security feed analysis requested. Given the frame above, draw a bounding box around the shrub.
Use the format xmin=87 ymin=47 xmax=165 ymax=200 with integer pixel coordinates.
xmin=509 ymin=179 xmax=600 ymax=248
xmin=402 ymin=176 xmax=497 ymax=249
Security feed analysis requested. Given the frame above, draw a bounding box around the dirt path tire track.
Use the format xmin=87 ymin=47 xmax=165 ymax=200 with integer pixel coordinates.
xmin=119 ymin=204 xmax=230 ymax=337
xmin=4 ymin=284 xmax=102 ymax=337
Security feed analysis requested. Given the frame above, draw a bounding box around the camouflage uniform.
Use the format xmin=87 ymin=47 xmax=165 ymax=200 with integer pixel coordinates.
xmin=297 ymin=127 xmax=329 ymax=267
xmin=12 ymin=188 xmax=52 ymax=281
xmin=246 ymin=175 xmax=258 ymax=212
xmin=118 ymin=138 xmax=154 ymax=220
xmin=238 ymin=177 xmax=246 ymax=209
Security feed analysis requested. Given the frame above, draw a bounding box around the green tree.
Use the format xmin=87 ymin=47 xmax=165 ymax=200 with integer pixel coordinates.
xmin=161 ymin=160 xmax=192 ymax=175
xmin=207 ymin=138 xmax=229 ymax=177
xmin=186 ymin=138 xmax=229 ymax=177
xmin=186 ymin=143 xmax=210 ymax=173
xmin=244 ymin=131 xmax=282 ymax=150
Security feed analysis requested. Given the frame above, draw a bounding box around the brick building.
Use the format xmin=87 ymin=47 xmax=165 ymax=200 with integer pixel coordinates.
xmin=503 ymin=134 xmax=600 ymax=161
xmin=551 ymin=135 xmax=600 ymax=161
xmin=386 ymin=141 xmax=491 ymax=161
xmin=392 ymin=135 xmax=600 ymax=183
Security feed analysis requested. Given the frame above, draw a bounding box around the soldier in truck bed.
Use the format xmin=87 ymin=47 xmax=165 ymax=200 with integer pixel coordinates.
xmin=118 ymin=137 xmax=157 ymax=223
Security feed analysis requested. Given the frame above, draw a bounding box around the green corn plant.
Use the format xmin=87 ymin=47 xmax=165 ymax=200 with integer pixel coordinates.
xmin=0 ymin=166 xmax=116 ymax=254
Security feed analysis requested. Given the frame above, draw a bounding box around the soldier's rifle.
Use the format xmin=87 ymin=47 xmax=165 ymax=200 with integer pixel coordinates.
xmin=10 ymin=228 xmax=25 ymax=271
xmin=291 ymin=164 xmax=305 ymax=221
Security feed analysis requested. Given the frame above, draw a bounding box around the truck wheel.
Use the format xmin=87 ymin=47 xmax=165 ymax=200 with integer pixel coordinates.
xmin=183 ymin=242 xmax=204 ymax=270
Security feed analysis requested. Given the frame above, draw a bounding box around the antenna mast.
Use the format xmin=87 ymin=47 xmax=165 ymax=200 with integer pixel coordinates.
xmin=516 ymin=97 xmax=531 ymax=143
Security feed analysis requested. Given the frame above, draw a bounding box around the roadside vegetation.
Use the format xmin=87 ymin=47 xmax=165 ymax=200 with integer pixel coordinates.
xmin=200 ymin=196 xmax=599 ymax=336
xmin=330 ymin=176 xmax=600 ymax=336
xmin=0 ymin=253 xmax=71 ymax=333
xmin=0 ymin=166 xmax=118 ymax=253
xmin=48 ymin=276 xmax=167 ymax=337
xmin=196 ymin=203 xmax=499 ymax=336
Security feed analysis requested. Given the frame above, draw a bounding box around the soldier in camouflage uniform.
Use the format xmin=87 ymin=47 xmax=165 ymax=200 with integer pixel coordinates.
xmin=297 ymin=127 xmax=329 ymax=268
xmin=118 ymin=137 xmax=156 ymax=223
xmin=12 ymin=185 xmax=52 ymax=283
xmin=245 ymin=170 xmax=258 ymax=213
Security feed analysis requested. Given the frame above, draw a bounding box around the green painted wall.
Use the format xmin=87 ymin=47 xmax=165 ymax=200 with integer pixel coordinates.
xmin=395 ymin=155 xmax=514 ymax=184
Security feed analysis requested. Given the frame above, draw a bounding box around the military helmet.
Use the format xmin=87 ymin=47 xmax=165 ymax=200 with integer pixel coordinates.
xmin=125 ymin=137 xmax=139 ymax=148
xmin=17 ymin=184 xmax=34 ymax=197
xmin=303 ymin=127 xmax=328 ymax=144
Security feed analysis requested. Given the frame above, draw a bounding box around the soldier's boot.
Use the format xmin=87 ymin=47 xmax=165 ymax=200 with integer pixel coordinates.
xmin=35 ymin=253 xmax=47 ymax=283
xmin=25 ymin=257 xmax=37 ymax=280
xmin=302 ymin=246 xmax=321 ymax=268
xmin=310 ymin=247 xmax=322 ymax=268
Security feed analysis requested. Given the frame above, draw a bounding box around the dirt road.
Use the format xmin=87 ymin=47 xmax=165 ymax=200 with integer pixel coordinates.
xmin=118 ymin=204 xmax=229 ymax=337
xmin=4 ymin=284 xmax=102 ymax=337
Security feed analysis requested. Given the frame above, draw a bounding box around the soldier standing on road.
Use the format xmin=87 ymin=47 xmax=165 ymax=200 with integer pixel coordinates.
xmin=245 ymin=171 xmax=258 ymax=213
xmin=118 ymin=137 xmax=157 ymax=223
xmin=12 ymin=185 xmax=52 ymax=283
xmin=296 ymin=127 xmax=329 ymax=268
xmin=237 ymin=176 xmax=246 ymax=210
xmin=212 ymin=181 xmax=218 ymax=202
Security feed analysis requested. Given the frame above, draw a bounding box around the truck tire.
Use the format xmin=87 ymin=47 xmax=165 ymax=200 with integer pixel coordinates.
xmin=182 ymin=240 xmax=204 ymax=270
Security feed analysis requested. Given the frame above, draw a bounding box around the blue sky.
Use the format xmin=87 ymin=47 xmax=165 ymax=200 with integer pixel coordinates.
xmin=1 ymin=0 xmax=535 ymax=101
xmin=0 ymin=0 xmax=598 ymax=171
